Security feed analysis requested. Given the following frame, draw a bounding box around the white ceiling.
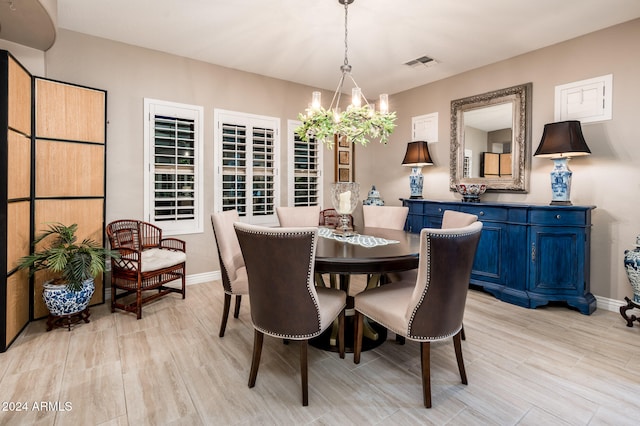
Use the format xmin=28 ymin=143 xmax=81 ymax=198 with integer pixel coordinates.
xmin=57 ymin=0 xmax=640 ymax=96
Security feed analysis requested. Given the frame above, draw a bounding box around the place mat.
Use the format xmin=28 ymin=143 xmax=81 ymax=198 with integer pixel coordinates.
xmin=318 ymin=227 xmax=399 ymax=248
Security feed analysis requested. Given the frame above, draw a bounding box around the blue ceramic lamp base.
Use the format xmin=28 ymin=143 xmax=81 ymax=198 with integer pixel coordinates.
xmin=549 ymin=157 xmax=573 ymax=206
xmin=408 ymin=167 xmax=424 ymax=199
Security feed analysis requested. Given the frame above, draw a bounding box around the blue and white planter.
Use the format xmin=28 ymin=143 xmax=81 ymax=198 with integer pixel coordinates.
xmin=624 ymin=236 xmax=640 ymax=303
xmin=42 ymin=278 xmax=95 ymax=317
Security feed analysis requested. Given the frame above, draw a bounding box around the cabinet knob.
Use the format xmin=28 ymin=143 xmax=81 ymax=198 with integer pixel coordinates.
xmin=438 ymin=208 xmax=442 ymax=212
xmin=479 ymin=211 xmax=485 ymax=216
xmin=556 ymin=214 xmax=561 ymax=220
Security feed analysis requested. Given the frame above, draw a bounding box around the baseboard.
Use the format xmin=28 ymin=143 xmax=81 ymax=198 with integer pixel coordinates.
xmin=105 ymin=270 xmax=221 ymax=301
xmin=595 ymin=295 xmax=623 ymax=313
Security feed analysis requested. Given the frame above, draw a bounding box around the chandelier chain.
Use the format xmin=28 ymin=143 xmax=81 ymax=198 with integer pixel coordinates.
xmin=343 ymin=1 xmax=349 ymax=67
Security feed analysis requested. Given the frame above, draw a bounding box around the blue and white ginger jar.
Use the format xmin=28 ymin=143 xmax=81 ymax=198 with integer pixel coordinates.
xmin=363 ymin=185 xmax=384 ymax=206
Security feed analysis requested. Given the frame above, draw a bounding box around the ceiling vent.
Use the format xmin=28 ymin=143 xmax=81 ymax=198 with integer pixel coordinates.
xmin=405 ymin=55 xmax=437 ymax=68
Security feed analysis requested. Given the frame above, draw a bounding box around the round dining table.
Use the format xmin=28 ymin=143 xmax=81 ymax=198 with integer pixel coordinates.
xmin=312 ymin=226 xmax=421 ymax=352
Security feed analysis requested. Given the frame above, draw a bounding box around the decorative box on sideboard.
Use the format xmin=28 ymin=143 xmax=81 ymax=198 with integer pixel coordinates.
xmin=402 ymin=199 xmax=596 ymax=315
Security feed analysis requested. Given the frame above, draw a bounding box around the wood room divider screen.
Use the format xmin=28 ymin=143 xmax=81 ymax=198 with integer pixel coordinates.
xmin=0 ymin=50 xmax=107 ymax=351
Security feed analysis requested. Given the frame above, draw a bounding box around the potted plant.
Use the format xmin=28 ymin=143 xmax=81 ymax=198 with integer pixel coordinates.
xmin=17 ymin=223 xmax=119 ymax=326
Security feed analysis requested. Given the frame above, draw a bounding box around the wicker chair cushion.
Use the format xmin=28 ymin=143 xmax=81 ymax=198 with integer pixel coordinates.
xmin=140 ymin=248 xmax=187 ymax=272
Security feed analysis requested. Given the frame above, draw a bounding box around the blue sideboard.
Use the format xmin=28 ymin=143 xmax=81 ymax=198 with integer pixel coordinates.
xmin=402 ymin=199 xmax=596 ymax=314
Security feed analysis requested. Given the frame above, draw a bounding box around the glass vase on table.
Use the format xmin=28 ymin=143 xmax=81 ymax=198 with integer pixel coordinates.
xmin=330 ymin=182 xmax=359 ymax=236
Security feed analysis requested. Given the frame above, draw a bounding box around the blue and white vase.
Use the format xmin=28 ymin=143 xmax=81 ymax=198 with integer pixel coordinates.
xmin=42 ymin=278 xmax=95 ymax=316
xmin=624 ymin=236 xmax=640 ymax=303
xmin=363 ymin=185 xmax=384 ymax=206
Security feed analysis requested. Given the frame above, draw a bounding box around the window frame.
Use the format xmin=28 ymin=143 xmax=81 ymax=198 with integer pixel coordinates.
xmin=287 ymin=119 xmax=323 ymax=208
xmin=143 ymin=98 xmax=204 ymax=235
xmin=214 ymin=109 xmax=280 ymax=225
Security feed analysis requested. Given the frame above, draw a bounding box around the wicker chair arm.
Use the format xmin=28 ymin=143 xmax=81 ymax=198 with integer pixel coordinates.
xmin=112 ymin=247 xmax=142 ymax=272
xmin=160 ymin=238 xmax=186 ymax=252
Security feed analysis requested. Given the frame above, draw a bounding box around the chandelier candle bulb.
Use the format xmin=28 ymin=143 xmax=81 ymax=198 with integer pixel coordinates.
xmin=351 ymin=87 xmax=362 ymax=107
xmin=311 ymin=91 xmax=322 ymax=110
xmin=379 ymin=94 xmax=389 ymax=114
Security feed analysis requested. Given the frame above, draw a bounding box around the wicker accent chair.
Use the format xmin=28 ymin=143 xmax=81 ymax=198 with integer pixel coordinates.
xmin=276 ymin=205 xmax=321 ymax=227
xmin=319 ymin=208 xmax=354 ymax=229
xmin=234 ymin=223 xmax=346 ymax=406
xmin=211 ymin=210 xmax=248 ymax=337
xmin=106 ymin=220 xmax=186 ymax=319
xmin=353 ymin=221 xmax=483 ymax=408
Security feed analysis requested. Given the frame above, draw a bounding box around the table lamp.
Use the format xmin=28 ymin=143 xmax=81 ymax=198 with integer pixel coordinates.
xmin=534 ymin=120 xmax=591 ymax=205
xmin=401 ymin=141 xmax=434 ymax=199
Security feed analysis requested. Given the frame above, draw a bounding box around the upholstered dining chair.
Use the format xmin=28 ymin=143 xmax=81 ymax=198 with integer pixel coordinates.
xmin=211 ymin=210 xmax=249 ymax=337
xmin=276 ymin=205 xmax=321 ymax=227
xmin=362 ymin=205 xmax=409 ymax=230
xmin=388 ymin=210 xmax=478 ymax=283
xmin=353 ymin=221 xmax=483 ymax=408
xmin=234 ymin=223 xmax=346 ymax=406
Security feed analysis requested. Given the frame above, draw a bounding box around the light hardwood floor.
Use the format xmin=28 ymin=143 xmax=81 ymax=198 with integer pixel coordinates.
xmin=1 ymin=277 xmax=639 ymax=425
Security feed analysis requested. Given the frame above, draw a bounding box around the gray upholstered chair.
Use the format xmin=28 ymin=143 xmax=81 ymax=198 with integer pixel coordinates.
xmin=276 ymin=205 xmax=321 ymax=227
xmin=353 ymin=221 xmax=483 ymax=408
xmin=362 ymin=205 xmax=409 ymax=230
xmin=211 ymin=210 xmax=249 ymax=337
xmin=234 ymin=223 xmax=346 ymax=406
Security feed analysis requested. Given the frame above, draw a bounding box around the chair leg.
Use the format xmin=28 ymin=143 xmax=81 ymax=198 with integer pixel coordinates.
xmin=136 ymin=286 xmax=143 ymax=320
xmin=453 ymin=331 xmax=468 ymax=385
xmin=420 ymin=341 xmax=432 ymax=408
xmin=461 ymin=324 xmax=466 ymax=341
xmin=181 ymin=269 xmax=186 ymax=299
xmin=300 ymin=340 xmax=309 ymax=406
xmin=353 ymin=311 xmax=364 ymax=364
xmin=248 ymin=330 xmax=264 ymax=388
xmin=219 ymin=293 xmax=231 ymax=337
xmin=233 ymin=295 xmax=242 ymax=318
xmin=338 ymin=310 xmax=345 ymax=359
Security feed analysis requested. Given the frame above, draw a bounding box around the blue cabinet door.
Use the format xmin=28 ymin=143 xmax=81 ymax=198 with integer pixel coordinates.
xmin=528 ymin=225 xmax=596 ymax=314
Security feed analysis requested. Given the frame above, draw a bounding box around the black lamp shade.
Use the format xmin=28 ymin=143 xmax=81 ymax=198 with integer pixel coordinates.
xmin=534 ymin=120 xmax=591 ymax=158
xmin=402 ymin=141 xmax=434 ymax=166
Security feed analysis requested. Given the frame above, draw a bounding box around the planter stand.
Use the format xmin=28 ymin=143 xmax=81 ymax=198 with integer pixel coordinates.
xmin=46 ymin=308 xmax=91 ymax=331
xmin=620 ymin=297 xmax=640 ymax=328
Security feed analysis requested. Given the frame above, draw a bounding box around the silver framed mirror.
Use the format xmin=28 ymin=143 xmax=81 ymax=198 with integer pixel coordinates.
xmin=450 ymin=83 xmax=532 ymax=192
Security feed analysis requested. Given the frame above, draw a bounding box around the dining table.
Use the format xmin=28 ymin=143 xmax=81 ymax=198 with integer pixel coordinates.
xmin=312 ymin=226 xmax=421 ymax=352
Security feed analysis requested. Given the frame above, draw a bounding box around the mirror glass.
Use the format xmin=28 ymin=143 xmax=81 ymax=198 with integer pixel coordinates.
xmin=450 ymin=83 xmax=532 ymax=192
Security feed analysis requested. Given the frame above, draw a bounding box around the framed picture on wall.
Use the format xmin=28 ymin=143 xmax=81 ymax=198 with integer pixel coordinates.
xmin=334 ymin=134 xmax=355 ymax=182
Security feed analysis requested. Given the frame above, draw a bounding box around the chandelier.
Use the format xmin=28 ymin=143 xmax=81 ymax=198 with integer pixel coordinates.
xmin=295 ymin=0 xmax=397 ymax=148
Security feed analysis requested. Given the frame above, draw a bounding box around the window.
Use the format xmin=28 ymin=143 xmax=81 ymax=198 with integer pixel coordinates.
xmin=144 ymin=99 xmax=204 ymax=235
xmin=214 ymin=110 xmax=280 ymax=225
xmin=287 ymin=120 xmax=323 ymax=207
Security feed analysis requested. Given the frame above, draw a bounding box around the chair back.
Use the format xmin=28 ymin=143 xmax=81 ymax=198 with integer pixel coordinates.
xmin=234 ymin=223 xmax=324 ymax=338
xmin=276 ymin=205 xmax=321 ymax=227
xmin=406 ymin=221 xmax=482 ymax=340
xmin=362 ymin=205 xmax=409 ymax=230
xmin=211 ymin=210 xmax=245 ymax=290
xmin=442 ymin=210 xmax=478 ymax=229
xmin=107 ymin=219 xmax=162 ymax=251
